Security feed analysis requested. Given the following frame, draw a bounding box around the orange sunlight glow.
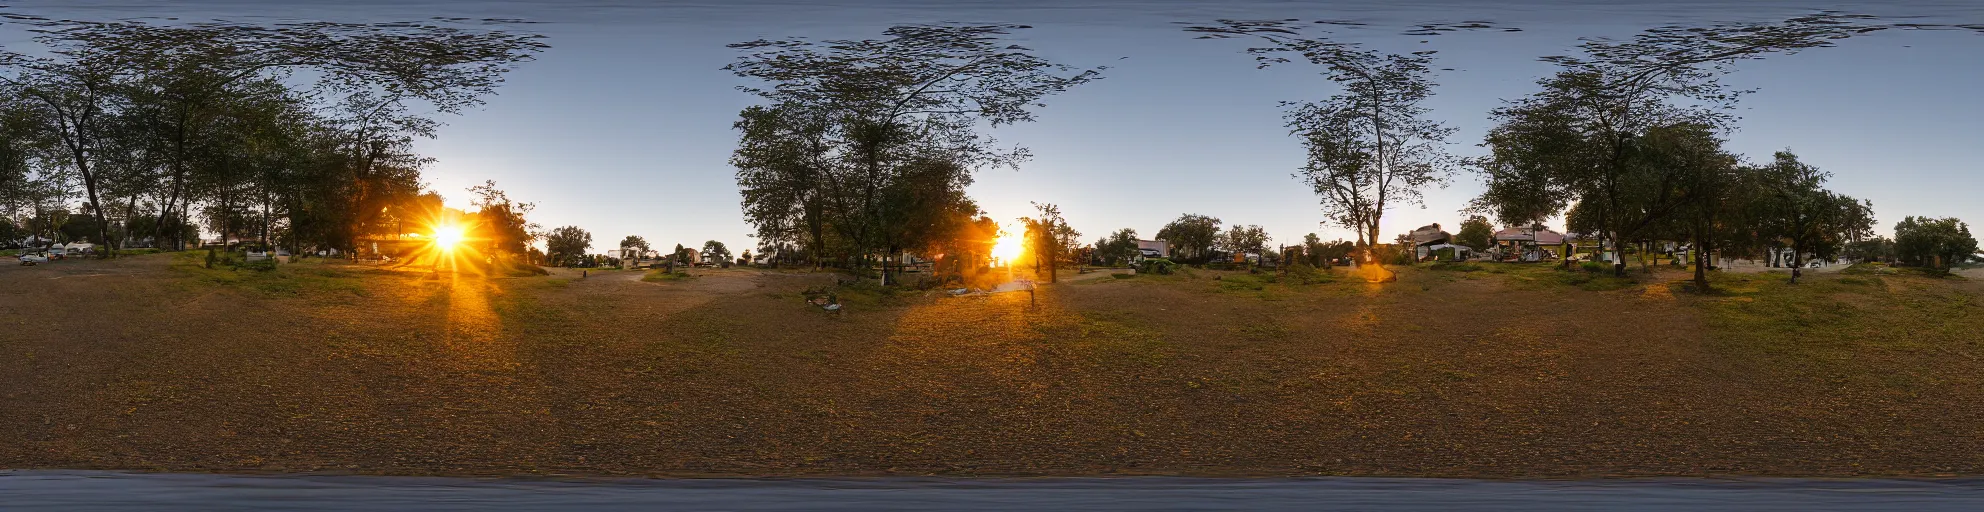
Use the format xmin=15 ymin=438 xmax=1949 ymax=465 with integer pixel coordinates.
xmin=432 ymin=224 xmax=467 ymax=252
xmin=990 ymin=232 xmax=1025 ymax=265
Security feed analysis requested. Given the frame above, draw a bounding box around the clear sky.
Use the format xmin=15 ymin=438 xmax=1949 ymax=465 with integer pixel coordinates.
xmin=11 ymin=1 xmax=1983 ymax=253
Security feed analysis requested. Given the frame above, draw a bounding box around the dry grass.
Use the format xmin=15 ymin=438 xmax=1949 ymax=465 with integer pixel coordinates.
xmin=2 ymin=255 xmax=1981 ymax=478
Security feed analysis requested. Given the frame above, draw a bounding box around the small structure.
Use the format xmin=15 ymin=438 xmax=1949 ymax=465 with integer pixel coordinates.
xmin=1492 ymin=226 xmax=1566 ymax=262
xmin=1134 ymin=239 xmax=1171 ymax=261
xmin=1396 ymin=224 xmax=1453 ymax=261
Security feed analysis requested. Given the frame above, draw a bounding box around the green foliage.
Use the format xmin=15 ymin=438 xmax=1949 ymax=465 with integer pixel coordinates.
xmin=170 ymin=252 xmax=367 ymax=296
xmin=1428 ymin=261 xmax=1482 ymax=272
xmin=701 ymin=240 xmax=732 ymax=263
xmin=0 ymin=13 xmax=544 ymax=254
xmin=725 ymin=24 xmax=1101 ymax=271
xmin=1137 ymin=258 xmax=1177 ymax=275
xmin=1894 ymin=216 xmax=1977 ymax=270
xmin=544 ymin=225 xmax=592 ymax=266
xmin=642 ymin=269 xmax=694 ymax=282
xmin=1157 ymin=214 xmax=1221 ymax=263
xmin=1094 ymin=228 xmax=1141 ymax=266
xmin=1284 ymin=263 xmax=1335 ymax=284
xmin=1456 ymin=216 xmax=1494 ymax=251
xmin=1187 ymin=20 xmax=1457 ymax=251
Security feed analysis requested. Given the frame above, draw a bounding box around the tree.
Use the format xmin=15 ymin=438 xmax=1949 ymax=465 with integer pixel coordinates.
xmin=1187 ymin=20 xmax=1458 ymax=268
xmin=1156 ymin=213 xmax=1222 ymax=264
xmin=1747 ymin=151 xmax=1873 ymax=284
xmin=725 ymin=23 xmax=1103 ymax=279
xmin=1469 ymin=13 xmax=1898 ymax=277
xmin=1894 ymin=216 xmax=1977 ymax=271
xmin=1021 ymin=202 xmax=1079 ymax=283
xmin=543 ymin=226 xmax=591 ymax=267
xmin=1094 ymin=228 xmax=1140 ymax=266
xmin=620 ymin=235 xmax=651 ymax=258
xmin=1456 ymin=216 xmax=1493 ymax=252
xmin=0 ymin=10 xmax=545 ymax=256
xmin=468 ymin=180 xmax=538 ymax=259
xmin=1221 ymin=224 xmax=1270 ymax=264
xmin=701 ymin=240 xmax=732 ymax=264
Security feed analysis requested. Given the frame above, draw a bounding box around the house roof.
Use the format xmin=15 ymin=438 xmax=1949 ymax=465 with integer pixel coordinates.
xmin=1493 ymin=227 xmax=1566 ymax=245
xmin=1401 ymin=224 xmax=1450 ymax=246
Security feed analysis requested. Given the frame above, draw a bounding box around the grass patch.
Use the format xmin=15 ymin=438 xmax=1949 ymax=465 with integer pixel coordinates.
xmin=1694 ymin=271 xmax=1982 ymax=387
xmin=1426 ymin=261 xmax=1484 ymax=272
xmin=169 ymin=251 xmax=370 ymax=297
xmin=642 ymin=269 xmax=695 ymax=282
xmin=1038 ymin=310 xmax=1172 ymax=367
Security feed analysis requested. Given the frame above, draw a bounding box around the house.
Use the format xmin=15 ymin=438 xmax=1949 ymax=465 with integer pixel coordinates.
xmin=1134 ymin=239 xmax=1171 ymax=261
xmin=1396 ymin=224 xmax=1455 ymax=261
xmin=1492 ymin=226 xmax=1567 ymax=262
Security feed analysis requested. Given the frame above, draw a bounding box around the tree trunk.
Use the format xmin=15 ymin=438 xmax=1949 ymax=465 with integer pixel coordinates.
xmin=1789 ymin=242 xmax=1804 ymax=284
xmin=1693 ymin=237 xmax=1713 ymax=294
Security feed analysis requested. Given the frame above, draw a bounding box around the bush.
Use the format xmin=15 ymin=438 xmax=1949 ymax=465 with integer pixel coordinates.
xmin=240 ymin=258 xmax=278 ymax=272
xmin=1110 ymin=273 xmax=1138 ymax=280
xmin=1428 ymin=261 xmax=1483 ymax=272
xmin=1579 ymin=261 xmax=1608 ymax=273
xmin=1137 ymin=258 xmax=1176 ymax=275
xmin=1285 ymin=263 xmax=1333 ymax=284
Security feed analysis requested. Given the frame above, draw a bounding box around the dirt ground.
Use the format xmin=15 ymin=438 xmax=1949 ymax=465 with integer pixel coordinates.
xmin=3 ymin=255 xmax=1982 ymax=479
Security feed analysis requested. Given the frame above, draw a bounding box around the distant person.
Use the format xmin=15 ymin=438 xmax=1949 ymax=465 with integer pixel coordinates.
xmin=582 ymin=270 xmax=588 ymax=278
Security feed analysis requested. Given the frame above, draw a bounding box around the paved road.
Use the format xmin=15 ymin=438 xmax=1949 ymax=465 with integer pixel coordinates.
xmin=5 ymin=471 xmax=1983 ymax=511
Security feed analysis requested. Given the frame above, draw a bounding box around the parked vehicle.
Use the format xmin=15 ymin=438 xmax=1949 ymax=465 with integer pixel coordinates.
xmin=19 ymin=252 xmax=50 ymax=265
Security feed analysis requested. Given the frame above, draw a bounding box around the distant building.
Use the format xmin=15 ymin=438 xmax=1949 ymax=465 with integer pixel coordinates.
xmin=1135 ymin=239 xmax=1171 ymax=260
xmin=1492 ymin=225 xmax=1567 ymax=262
xmin=1397 ymin=223 xmax=1457 ymax=261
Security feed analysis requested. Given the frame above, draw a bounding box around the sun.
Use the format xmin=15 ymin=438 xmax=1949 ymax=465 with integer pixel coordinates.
xmin=990 ymin=232 xmax=1025 ymax=264
xmin=432 ymin=224 xmax=467 ymax=252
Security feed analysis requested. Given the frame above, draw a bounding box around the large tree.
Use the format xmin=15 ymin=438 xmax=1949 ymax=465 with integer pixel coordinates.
xmin=1221 ymin=224 xmax=1271 ymax=263
xmin=543 ymin=225 xmax=591 ymax=267
xmin=725 ymin=23 xmax=1102 ymax=280
xmin=1021 ymin=202 xmax=1080 ymax=283
xmin=1455 ymin=216 xmax=1493 ymax=252
xmin=1470 ymin=13 xmax=1893 ymax=277
xmin=1894 ymin=216 xmax=1978 ymax=271
xmin=1157 ymin=213 xmax=1222 ymax=264
xmin=1094 ymin=228 xmax=1140 ymax=266
xmin=0 ymin=10 xmax=544 ymax=255
xmin=701 ymin=240 xmax=732 ymax=264
xmin=1187 ymin=20 xmax=1458 ymax=268
xmin=1747 ymin=151 xmax=1873 ymax=284
xmin=620 ymin=235 xmax=651 ymax=258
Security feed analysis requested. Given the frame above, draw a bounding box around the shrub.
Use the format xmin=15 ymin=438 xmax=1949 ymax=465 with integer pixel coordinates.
xmin=1137 ymin=258 xmax=1176 ymax=275
xmin=1428 ymin=261 xmax=1482 ymax=272
xmin=1579 ymin=261 xmax=1608 ymax=273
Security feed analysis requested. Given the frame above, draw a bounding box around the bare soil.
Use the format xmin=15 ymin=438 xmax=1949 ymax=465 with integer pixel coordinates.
xmin=2 ymin=255 xmax=1981 ymax=478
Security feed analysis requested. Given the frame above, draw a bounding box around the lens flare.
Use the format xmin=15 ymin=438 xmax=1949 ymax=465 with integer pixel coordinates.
xmin=433 ymin=225 xmax=467 ymax=252
xmin=990 ymin=233 xmax=1025 ymax=264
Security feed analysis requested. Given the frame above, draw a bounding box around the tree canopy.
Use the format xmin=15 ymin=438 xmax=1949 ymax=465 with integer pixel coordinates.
xmin=726 ymin=23 xmax=1103 ymax=281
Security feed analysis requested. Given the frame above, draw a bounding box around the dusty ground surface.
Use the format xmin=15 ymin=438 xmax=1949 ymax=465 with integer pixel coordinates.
xmin=3 ymin=255 xmax=1982 ymax=479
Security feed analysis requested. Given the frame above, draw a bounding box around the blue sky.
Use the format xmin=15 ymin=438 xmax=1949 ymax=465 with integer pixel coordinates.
xmin=11 ymin=1 xmax=1982 ymax=252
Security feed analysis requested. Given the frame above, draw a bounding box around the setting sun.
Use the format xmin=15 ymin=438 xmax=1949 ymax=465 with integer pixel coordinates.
xmin=990 ymin=232 xmax=1024 ymax=264
xmin=432 ymin=225 xmax=467 ymax=252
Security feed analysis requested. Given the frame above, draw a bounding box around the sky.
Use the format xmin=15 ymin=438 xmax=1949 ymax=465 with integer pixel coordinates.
xmin=7 ymin=0 xmax=1982 ymax=253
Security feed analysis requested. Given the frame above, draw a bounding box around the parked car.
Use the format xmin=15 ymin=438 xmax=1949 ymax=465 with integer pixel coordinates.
xmin=19 ymin=252 xmax=50 ymax=265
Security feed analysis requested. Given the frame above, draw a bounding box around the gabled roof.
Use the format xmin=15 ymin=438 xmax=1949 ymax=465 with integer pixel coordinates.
xmin=1494 ymin=227 xmax=1566 ymax=245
